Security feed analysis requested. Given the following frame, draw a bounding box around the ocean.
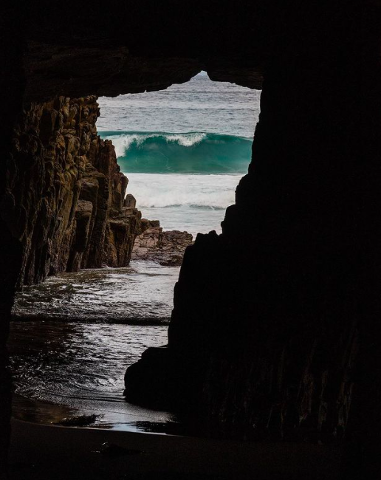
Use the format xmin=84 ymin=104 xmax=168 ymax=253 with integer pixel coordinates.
xmin=98 ymin=72 xmax=259 ymax=234
xmin=10 ymin=73 xmax=260 ymax=433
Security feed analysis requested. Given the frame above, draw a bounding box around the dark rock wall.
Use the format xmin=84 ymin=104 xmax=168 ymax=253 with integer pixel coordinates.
xmin=124 ymin=4 xmax=381 ymax=477
xmin=2 ymin=96 xmax=141 ymax=286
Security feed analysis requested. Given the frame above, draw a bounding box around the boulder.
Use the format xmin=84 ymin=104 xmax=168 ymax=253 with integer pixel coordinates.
xmin=132 ymin=220 xmax=193 ymax=266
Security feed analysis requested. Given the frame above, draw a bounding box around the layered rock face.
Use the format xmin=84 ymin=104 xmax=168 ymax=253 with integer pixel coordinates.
xmin=132 ymin=219 xmax=193 ymax=266
xmin=2 ymin=96 xmax=141 ymax=286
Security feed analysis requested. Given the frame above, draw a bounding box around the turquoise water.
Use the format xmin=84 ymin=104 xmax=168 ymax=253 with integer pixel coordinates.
xmin=99 ymin=130 xmax=252 ymax=234
xmin=102 ymin=131 xmax=252 ymax=174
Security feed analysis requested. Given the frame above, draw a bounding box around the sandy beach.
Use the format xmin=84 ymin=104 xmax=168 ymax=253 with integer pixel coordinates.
xmin=5 ymin=419 xmax=343 ymax=480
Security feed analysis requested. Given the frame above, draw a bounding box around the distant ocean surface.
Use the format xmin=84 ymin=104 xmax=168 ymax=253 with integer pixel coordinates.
xmin=10 ymin=73 xmax=260 ymax=433
xmin=98 ymin=72 xmax=259 ymax=234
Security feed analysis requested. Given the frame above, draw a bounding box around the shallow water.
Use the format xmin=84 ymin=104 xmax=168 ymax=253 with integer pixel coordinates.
xmin=13 ymin=261 xmax=178 ymax=322
xmin=9 ymin=261 xmax=180 ymax=433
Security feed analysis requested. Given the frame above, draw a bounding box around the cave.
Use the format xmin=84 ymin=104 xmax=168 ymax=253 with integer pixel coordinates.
xmin=1 ymin=1 xmax=380 ymax=479
xmin=7 ymin=72 xmax=258 ymax=434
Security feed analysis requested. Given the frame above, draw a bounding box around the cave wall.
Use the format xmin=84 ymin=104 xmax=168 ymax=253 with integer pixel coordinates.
xmin=122 ymin=2 xmax=381 ymax=477
xmin=2 ymin=96 xmax=141 ymax=286
xmin=124 ymin=61 xmax=361 ymax=441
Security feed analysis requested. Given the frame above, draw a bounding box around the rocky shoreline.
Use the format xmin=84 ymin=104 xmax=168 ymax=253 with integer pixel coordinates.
xmin=132 ymin=219 xmax=193 ymax=266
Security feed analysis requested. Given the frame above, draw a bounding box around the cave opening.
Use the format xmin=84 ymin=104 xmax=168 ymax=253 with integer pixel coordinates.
xmin=0 ymin=1 xmax=378 ymax=477
xmin=8 ymin=71 xmax=261 ymax=434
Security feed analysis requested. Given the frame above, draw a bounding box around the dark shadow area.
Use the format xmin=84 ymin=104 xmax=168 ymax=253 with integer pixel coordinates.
xmin=1 ymin=1 xmax=380 ymax=479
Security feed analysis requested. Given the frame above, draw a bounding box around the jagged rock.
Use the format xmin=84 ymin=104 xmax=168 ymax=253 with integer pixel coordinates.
xmin=105 ymin=206 xmax=141 ymax=267
xmin=131 ymin=220 xmax=193 ymax=266
xmin=124 ymin=194 xmax=136 ymax=208
xmin=67 ymin=200 xmax=93 ymax=271
xmin=4 ymin=96 xmax=141 ymax=286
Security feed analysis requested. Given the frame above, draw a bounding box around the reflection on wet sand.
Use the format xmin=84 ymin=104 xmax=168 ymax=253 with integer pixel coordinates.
xmin=9 ymin=261 xmax=181 ymax=433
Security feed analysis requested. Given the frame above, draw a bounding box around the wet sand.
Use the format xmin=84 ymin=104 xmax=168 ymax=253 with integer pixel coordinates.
xmin=7 ymin=419 xmax=342 ymax=480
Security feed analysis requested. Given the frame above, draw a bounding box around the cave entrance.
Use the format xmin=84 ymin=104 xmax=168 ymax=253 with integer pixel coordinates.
xmin=9 ymin=71 xmax=260 ymax=433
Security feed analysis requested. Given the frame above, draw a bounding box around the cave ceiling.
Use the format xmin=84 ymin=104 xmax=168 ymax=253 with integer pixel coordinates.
xmin=20 ymin=0 xmax=301 ymax=101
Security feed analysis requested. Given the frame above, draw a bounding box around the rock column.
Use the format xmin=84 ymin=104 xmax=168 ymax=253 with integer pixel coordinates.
xmin=2 ymin=96 xmax=141 ymax=287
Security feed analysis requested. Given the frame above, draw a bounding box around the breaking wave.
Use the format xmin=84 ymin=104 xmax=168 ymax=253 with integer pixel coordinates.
xmin=99 ymin=131 xmax=252 ymax=174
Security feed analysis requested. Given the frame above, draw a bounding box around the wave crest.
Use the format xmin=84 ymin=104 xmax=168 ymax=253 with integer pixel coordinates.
xmin=112 ymin=132 xmax=207 ymax=155
xmin=99 ymin=131 xmax=252 ymax=174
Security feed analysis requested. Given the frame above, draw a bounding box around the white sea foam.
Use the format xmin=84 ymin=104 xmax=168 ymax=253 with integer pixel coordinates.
xmin=165 ymin=132 xmax=206 ymax=147
xmin=127 ymin=173 xmax=239 ymax=209
xmin=125 ymin=173 xmax=242 ymax=235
